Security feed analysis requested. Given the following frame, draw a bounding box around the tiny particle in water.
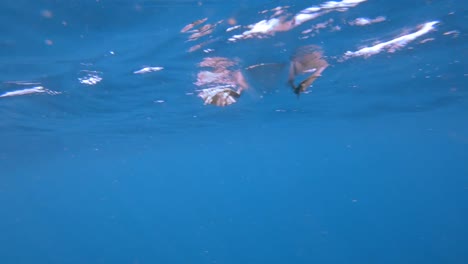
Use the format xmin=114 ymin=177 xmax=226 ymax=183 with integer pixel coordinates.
xmin=40 ymin=10 xmax=53 ymax=18
xmin=154 ymin=100 xmax=165 ymax=103
xmin=228 ymin=18 xmax=237 ymax=25
xmin=45 ymin=39 xmax=53 ymax=45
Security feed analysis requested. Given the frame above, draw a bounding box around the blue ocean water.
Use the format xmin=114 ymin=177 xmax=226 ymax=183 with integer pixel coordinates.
xmin=1 ymin=0 xmax=467 ymax=263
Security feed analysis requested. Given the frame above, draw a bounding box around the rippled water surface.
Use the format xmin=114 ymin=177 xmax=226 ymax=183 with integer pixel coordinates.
xmin=1 ymin=1 xmax=467 ymax=263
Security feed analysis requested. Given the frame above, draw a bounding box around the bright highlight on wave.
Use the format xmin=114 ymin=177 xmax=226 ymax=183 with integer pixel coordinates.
xmin=228 ymin=0 xmax=367 ymax=41
xmin=0 ymin=86 xmax=60 ymax=98
xmin=348 ymin=16 xmax=386 ymax=26
xmin=133 ymin=66 xmax=164 ymax=74
xmin=78 ymin=70 xmax=103 ymax=85
xmin=343 ymin=21 xmax=439 ymax=59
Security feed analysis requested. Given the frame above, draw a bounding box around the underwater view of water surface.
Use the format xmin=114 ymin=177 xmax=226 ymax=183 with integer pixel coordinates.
xmin=1 ymin=0 xmax=467 ymax=263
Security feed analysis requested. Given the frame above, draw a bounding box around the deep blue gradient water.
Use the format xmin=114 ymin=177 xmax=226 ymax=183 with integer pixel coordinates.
xmin=1 ymin=1 xmax=467 ymax=263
